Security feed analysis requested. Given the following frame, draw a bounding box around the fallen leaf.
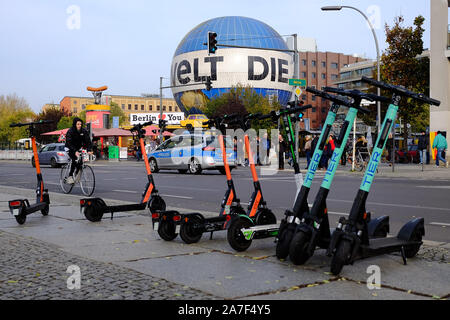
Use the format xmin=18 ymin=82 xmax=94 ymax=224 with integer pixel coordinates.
xmin=432 ymin=295 xmax=441 ymax=299
xmin=216 ymin=282 xmax=222 ymax=286
xmin=8 ymin=280 xmax=18 ymax=284
xmin=372 ymin=293 xmax=378 ymax=297
xmin=225 ymin=276 xmax=233 ymax=280
xmin=323 ymin=280 xmax=330 ymax=284
xmin=174 ymin=293 xmax=182 ymax=297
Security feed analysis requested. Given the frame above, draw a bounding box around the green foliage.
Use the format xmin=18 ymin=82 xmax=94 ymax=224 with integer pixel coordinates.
xmin=57 ymin=116 xmax=77 ymax=130
xmin=34 ymin=108 xmax=66 ymax=143
xmin=0 ymin=94 xmax=35 ymax=144
xmin=204 ymin=84 xmax=280 ymax=131
xmin=364 ymin=15 xmax=429 ymax=150
xmin=109 ymin=102 xmax=128 ymax=127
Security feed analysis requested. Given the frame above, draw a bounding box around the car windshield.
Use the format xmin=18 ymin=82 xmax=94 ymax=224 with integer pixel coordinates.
xmin=58 ymin=146 xmax=66 ymax=151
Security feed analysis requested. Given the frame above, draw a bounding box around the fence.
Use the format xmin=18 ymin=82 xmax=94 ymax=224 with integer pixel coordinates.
xmin=0 ymin=149 xmax=33 ymax=160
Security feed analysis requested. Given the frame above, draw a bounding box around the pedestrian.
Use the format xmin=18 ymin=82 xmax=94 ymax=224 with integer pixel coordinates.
xmin=417 ymin=131 xmax=429 ymax=165
xmin=260 ymin=132 xmax=270 ymax=165
xmin=278 ymin=134 xmax=287 ymax=170
xmin=304 ymin=135 xmax=312 ymax=169
xmin=320 ymin=134 xmax=335 ymax=170
xmin=432 ymin=131 xmax=448 ymax=168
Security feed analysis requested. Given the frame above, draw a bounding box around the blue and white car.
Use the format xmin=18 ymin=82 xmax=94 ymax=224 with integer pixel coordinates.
xmin=147 ymin=134 xmax=236 ymax=174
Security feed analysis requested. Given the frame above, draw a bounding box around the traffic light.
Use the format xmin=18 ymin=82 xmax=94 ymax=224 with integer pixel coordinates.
xmin=205 ymin=76 xmax=212 ymax=91
xmin=297 ymin=112 xmax=304 ymax=121
xmin=207 ymin=32 xmax=217 ymax=54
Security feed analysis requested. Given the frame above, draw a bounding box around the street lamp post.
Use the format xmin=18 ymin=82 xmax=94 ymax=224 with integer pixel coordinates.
xmin=321 ymin=5 xmax=381 ymax=135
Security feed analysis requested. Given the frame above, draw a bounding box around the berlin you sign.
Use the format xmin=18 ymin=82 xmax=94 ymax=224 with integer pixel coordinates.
xmin=129 ymin=112 xmax=185 ymax=125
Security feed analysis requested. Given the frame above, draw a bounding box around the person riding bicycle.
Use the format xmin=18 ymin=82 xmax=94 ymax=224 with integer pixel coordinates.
xmin=65 ymin=117 xmax=93 ymax=184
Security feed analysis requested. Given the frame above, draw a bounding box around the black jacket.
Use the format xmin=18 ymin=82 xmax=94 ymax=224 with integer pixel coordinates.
xmin=65 ymin=118 xmax=92 ymax=153
xmin=418 ymin=135 xmax=429 ymax=150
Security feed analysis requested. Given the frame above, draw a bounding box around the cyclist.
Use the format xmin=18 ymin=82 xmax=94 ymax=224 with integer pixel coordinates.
xmin=65 ymin=117 xmax=93 ymax=184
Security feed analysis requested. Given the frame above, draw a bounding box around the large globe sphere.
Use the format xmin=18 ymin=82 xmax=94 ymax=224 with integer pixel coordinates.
xmin=171 ymin=16 xmax=294 ymax=112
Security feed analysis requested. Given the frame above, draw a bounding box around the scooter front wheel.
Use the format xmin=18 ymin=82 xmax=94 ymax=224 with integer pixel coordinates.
xmin=158 ymin=219 xmax=178 ymax=241
xmin=330 ymin=239 xmax=352 ymax=275
xmin=289 ymin=231 xmax=312 ymax=265
xmin=180 ymin=215 xmax=203 ymax=244
xmin=275 ymin=221 xmax=294 ymax=259
xmin=148 ymin=195 xmax=166 ymax=213
xmin=227 ymin=217 xmax=253 ymax=252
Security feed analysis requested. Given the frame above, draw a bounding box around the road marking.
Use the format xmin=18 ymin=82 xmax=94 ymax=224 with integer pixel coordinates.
xmin=429 ymin=222 xmax=450 ymax=227
xmin=112 ymin=190 xmax=136 ymax=193
xmin=416 ymin=185 xmax=450 ymax=189
xmin=159 ymin=194 xmax=193 ymax=199
xmin=328 ymin=198 xmax=450 ymax=212
xmin=103 ymin=178 xmax=117 ymax=181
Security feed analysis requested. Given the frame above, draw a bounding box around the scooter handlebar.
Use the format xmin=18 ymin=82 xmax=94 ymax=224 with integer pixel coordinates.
xmin=306 ymin=87 xmax=353 ymax=108
xmin=10 ymin=120 xmax=53 ymax=128
xmin=130 ymin=121 xmax=153 ymax=133
xmin=361 ymin=76 xmax=440 ymax=106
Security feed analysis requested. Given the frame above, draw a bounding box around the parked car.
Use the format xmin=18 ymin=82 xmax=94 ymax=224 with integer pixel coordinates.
xmin=147 ymin=133 xmax=236 ymax=174
xmin=31 ymin=143 xmax=70 ymax=168
xmin=395 ymin=144 xmax=420 ymax=163
xmin=180 ymin=114 xmax=209 ymax=129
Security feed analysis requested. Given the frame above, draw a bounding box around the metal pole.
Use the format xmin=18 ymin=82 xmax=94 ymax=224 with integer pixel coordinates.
xmin=293 ymin=34 xmax=300 ymax=165
xmin=159 ymin=76 xmax=163 ymax=144
xmin=352 ymin=117 xmax=356 ymax=171
xmin=392 ymin=122 xmax=395 ymax=172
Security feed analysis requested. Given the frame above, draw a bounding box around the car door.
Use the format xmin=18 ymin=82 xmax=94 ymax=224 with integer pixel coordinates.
xmin=174 ymin=135 xmax=193 ymax=168
xmin=38 ymin=145 xmax=50 ymax=164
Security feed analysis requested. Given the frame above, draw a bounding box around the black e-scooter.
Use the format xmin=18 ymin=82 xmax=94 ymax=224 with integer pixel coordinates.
xmin=80 ymin=120 xmax=166 ymax=222
xmin=288 ymin=87 xmax=391 ymax=265
xmin=225 ymin=104 xmax=314 ymax=252
xmin=8 ymin=120 xmax=53 ymax=224
xmin=327 ymin=77 xmax=441 ymax=275
xmin=154 ymin=115 xmax=247 ymax=242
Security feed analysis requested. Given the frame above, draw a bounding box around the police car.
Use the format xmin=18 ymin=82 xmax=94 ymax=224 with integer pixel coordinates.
xmin=147 ymin=133 xmax=236 ymax=174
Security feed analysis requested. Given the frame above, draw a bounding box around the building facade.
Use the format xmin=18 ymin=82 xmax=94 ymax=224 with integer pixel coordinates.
xmin=430 ymin=0 xmax=450 ymax=156
xmin=298 ymin=51 xmax=366 ymax=129
xmin=60 ymin=95 xmax=179 ymax=117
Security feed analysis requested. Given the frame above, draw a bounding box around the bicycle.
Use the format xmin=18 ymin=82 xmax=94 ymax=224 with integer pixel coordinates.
xmin=60 ymin=149 xmax=96 ymax=196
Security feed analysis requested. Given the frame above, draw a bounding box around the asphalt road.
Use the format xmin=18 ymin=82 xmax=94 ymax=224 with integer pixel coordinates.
xmin=0 ymin=160 xmax=449 ymax=243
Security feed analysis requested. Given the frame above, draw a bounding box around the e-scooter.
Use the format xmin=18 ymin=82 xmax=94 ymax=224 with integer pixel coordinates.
xmin=8 ymin=120 xmax=53 ymax=225
xmin=288 ymin=87 xmax=391 ymax=265
xmin=327 ymin=76 xmax=441 ymax=275
xmin=225 ymin=104 xmax=313 ymax=252
xmin=80 ymin=120 xmax=166 ymax=222
xmin=156 ymin=115 xmax=247 ymax=243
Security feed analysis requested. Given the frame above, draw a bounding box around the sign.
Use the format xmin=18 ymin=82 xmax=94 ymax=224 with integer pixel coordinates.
xmin=119 ymin=147 xmax=128 ymax=159
xmin=304 ymin=118 xmax=310 ymax=132
xmin=130 ymin=112 xmax=185 ymax=125
xmin=112 ymin=116 xmax=119 ymax=128
xmin=294 ymin=86 xmax=302 ymax=98
xmin=289 ymin=78 xmax=307 ymax=87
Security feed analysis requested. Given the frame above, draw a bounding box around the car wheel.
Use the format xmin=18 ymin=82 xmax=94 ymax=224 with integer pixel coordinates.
xmin=50 ymin=157 xmax=58 ymax=168
xmin=149 ymin=158 xmax=159 ymax=173
xmin=188 ymin=158 xmax=202 ymax=174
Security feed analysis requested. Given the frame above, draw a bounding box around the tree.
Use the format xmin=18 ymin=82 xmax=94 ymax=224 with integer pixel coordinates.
xmin=34 ymin=108 xmax=66 ymax=143
xmin=0 ymin=94 xmax=35 ymax=146
xmin=204 ymin=84 xmax=279 ymax=131
xmin=364 ymin=16 xmax=429 ymax=150
xmin=109 ymin=102 xmax=128 ymax=127
xmin=57 ymin=116 xmax=77 ymax=130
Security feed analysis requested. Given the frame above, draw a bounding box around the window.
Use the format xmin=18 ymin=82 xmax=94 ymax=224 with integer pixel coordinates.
xmin=312 ymin=107 xmax=316 ymax=112
xmin=312 ymin=60 xmax=316 ymax=67
xmin=82 ymin=104 xmax=86 ymax=110
xmin=321 ymin=61 xmax=326 ymax=68
xmin=321 ymin=107 xmax=327 ymax=113
xmin=149 ymin=105 xmax=153 ymax=111
xmin=121 ymin=104 xmax=125 ymax=110
xmin=157 ymin=105 xmax=160 ymax=111
xmin=128 ymin=104 xmax=131 ymax=110
xmin=321 ymin=73 xmax=326 ymax=79
xmin=302 ymin=95 xmax=307 ymax=101
xmin=331 ymin=62 xmax=338 ymax=69
xmin=47 ymin=146 xmax=56 ymax=151
xmin=302 ymin=59 xmax=306 ymax=66
xmin=73 ymin=100 xmax=77 ymax=105
xmin=134 ymin=104 xmax=138 ymax=110
xmin=163 ymin=106 xmax=166 ymax=111
xmin=301 ymin=72 xmax=307 ymax=78
xmin=331 ymin=74 xmax=338 ymax=80
xmin=141 ymin=105 xmax=145 ymax=111
xmin=73 ymin=108 xmax=77 ymax=113
xmin=58 ymin=146 xmax=66 ymax=151
xmin=175 ymin=106 xmax=179 ymax=111
xmin=312 ymin=72 xmax=316 ymax=79
xmin=169 ymin=106 xmax=172 ymax=112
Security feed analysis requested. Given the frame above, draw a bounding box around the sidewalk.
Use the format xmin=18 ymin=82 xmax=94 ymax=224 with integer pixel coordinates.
xmin=0 ymin=185 xmax=448 ymax=300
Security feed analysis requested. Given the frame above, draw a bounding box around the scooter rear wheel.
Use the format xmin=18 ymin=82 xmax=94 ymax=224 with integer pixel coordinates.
xmin=404 ymin=231 xmax=422 ymax=258
xmin=15 ymin=214 xmax=26 ymax=225
xmin=330 ymin=239 xmax=352 ymax=275
xmin=83 ymin=206 xmax=103 ymax=222
xmin=158 ymin=220 xmax=177 ymax=241
xmin=227 ymin=217 xmax=253 ymax=252
xmin=289 ymin=231 xmax=312 ymax=265
xmin=180 ymin=215 xmax=203 ymax=244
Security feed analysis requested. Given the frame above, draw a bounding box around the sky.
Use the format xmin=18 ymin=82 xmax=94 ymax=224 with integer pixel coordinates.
xmin=0 ymin=0 xmax=436 ymax=113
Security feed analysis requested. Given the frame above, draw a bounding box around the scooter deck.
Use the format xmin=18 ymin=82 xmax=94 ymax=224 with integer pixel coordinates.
xmin=100 ymin=202 xmax=147 ymax=214
xmin=25 ymin=202 xmax=47 ymax=214
xmin=363 ymin=237 xmax=419 ymax=253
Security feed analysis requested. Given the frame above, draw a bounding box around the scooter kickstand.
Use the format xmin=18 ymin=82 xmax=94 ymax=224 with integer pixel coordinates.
xmin=111 ymin=212 xmax=114 ymax=220
xmin=210 ymin=231 xmax=214 ymax=240
xmin=401 ymin=246 xmax=407 ymax=265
